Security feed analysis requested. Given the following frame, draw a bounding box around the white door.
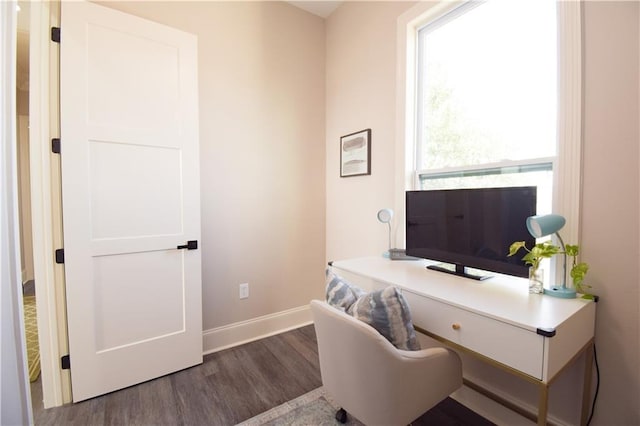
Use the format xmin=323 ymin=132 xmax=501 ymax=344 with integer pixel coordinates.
xmin=60 ymin=1 xmax=202 ymax=402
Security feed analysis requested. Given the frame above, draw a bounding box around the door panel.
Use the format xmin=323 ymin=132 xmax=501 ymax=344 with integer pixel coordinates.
xmin=92 ymin=250 xmax=185 ymax=352
xmin=89 ymin=141 xmax=183 ymax=239
xmin=86 ymin=24 xmax=180 ymax=130
xmin=61 ymin=1 xmax=201 ymax=402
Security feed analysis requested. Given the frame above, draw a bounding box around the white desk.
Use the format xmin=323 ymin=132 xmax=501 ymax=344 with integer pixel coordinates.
xmin=330 ymin=257 xmax=596 ymax=426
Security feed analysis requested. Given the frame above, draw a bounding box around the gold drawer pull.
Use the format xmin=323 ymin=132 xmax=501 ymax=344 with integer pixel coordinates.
xmin=452 ymin=323 xmax=461 ymax=330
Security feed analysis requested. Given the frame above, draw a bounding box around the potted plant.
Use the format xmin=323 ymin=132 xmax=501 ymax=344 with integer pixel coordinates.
xmin=508 ymin=241 xmax=594 ymax=299
xmin=565 ymin=244 xmax=593 ymax=299
xmin=508 ymin=241 xmax=560 ymax=294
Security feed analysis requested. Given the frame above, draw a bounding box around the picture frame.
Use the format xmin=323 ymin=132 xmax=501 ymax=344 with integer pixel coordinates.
xmin=340 ymin=129 xmax=371 ymax=177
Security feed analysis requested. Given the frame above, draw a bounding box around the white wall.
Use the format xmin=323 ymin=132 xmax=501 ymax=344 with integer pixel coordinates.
xmin=1 ymin=0 xmax=32 ymax=422
xmin=326 ymin=1 xmax=416 ymax=262
xmin=582 ymin=2 xmax=639 ymax=425
xmin=326 ymin=1 xmax=639 ymax=425
xmin=16 ymin=29 xmax=33 ymax=283
xmin=17 ymin=114 xmax=33 ymax=283
xmin=100 ymin=1 xmax=327 ymax=332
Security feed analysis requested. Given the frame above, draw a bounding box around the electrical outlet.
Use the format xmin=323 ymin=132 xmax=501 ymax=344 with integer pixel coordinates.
xmin=239 ymin=283 xmax=249 ymax=299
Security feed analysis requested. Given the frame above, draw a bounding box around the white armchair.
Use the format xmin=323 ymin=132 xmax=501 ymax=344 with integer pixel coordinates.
xmin=311 ymin=300 xmax=463 ymax=425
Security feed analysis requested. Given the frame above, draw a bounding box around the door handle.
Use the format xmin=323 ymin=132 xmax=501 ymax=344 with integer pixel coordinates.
xmin=177 ymin=240 xmax=198 ymax=250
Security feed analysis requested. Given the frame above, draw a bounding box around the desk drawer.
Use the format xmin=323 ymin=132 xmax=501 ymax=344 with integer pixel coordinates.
xmin=403 ymin=290 xmax=544 ymax=379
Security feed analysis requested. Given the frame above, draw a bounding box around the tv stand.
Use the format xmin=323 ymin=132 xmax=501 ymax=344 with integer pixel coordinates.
xmin=330 ymin=257 xmax=596 ymax=426
xmin=427 ymin=263 xmax=492 ymax=281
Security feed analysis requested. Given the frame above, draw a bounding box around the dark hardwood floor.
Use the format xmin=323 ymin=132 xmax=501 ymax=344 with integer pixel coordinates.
xmin=31 ymin=325 xmax=493 ymax=425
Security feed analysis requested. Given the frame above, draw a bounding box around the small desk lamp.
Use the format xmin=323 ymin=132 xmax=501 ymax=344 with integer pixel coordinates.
xmin=526 ymin=214 xmax=576 ymax=299
xmin=377 ymin=208 xmax=394 ymax=258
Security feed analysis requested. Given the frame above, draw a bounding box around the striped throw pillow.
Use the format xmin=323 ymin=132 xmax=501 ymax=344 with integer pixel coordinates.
xmin=348 ymin=286 xmax=421 ymax=351
xmin=325 ymin=268 xmax=365 ymax=311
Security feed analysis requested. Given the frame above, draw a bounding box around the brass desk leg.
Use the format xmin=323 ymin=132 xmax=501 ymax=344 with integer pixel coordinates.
xmin=538 ymin=383 xmax=549 ymax=426
xmin=580 ymin=343 xmax=595 ymax=425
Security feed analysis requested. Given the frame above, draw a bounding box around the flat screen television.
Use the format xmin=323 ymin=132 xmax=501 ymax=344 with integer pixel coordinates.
xmin=405 ymin=187 xmax=536 ymax=280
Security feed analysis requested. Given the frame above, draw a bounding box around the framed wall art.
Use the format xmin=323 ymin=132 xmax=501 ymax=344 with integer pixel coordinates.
xmin=340 ymin=129 xmax=371 ymax=177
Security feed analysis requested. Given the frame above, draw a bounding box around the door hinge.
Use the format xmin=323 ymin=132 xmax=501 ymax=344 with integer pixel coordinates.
xmin=61 ymin=355 xmax=70 ymax=370
xmin=52 ymin=138 xmax=61 ymax=154
xmin=51 ymin=27 xmax=61 ymax=43
xmin=55 ymin=248 xmax=64 ymax=264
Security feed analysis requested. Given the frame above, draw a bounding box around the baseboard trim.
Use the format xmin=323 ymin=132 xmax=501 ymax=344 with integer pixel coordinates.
xmin=202 ymin=305 xmax=313 ymax=355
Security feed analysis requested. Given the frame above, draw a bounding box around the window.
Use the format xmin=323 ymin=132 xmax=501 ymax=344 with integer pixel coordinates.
xmin=415 ymin=0 xmax=558 ymax=215
xmin=397 ymin=0 xmax=582 ymax=279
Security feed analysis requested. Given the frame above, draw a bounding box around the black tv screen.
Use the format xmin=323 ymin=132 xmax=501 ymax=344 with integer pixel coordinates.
xmin=405 ymin=187 xmax=536 ymax=279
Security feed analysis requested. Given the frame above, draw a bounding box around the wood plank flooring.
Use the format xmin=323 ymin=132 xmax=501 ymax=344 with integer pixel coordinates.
xmin=31 ymin=325 xmax=493 ymax=425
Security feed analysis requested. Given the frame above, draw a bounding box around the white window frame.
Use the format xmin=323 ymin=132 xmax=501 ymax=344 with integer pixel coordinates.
xmin=395 ymin=0 xmax=582 ymax=251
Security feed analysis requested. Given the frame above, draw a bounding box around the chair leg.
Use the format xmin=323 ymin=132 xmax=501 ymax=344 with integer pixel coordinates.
xmin=335 ymin=408 xmax=347 ymax=424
